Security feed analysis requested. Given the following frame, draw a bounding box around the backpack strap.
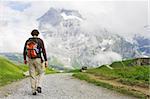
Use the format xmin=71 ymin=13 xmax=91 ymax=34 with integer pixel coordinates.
xmin=28 ymin=37 xmax=39 ymax=44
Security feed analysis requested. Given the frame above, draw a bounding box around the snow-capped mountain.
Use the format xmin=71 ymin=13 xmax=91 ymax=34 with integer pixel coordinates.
xmin=37 ymin=8 xmax=149 ymax=68
xmin=133 ymin=35 xmax=150 ymax=56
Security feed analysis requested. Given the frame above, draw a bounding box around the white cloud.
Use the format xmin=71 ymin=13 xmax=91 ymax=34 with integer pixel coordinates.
xmin=93 ymin=51 xmax=122 ymax=66
xmin=0 ymin=1 xmax=50 ymax=52
xmin=36 ymin=0 xmax=148 ymax=38
xmin=0 ymin=0 xmax=148 ymax=52
xmin=77 ymin=1 xmax=148 ymax=39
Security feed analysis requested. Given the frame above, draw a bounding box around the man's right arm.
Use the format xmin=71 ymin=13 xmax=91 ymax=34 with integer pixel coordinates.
xmin=23 ymin=40 xmax=27 ymax=64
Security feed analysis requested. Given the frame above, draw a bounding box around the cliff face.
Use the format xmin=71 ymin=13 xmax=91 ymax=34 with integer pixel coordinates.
xmin=36 ymin=8 xmax=150 ymax=68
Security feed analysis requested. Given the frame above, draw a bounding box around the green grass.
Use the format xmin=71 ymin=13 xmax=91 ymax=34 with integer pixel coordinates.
xmin=0 ymin=57 xmax=28 ymax=86
xmin=73 ymin=59 xmax=150 ymax=98
xmin=73 ymin=73 xmax=147 ymax=99
xmin=45 ymin=68 xmax=57 ymax=74
xmin=86 ymin=65 xmax=150 ymax=87
xmin=17 ymin=64 xmax=28 ymax=72
xmin=0 ymin=56 xmax=57 ymax=87
xmin=67 ymin=69 xmax=81 ymax=73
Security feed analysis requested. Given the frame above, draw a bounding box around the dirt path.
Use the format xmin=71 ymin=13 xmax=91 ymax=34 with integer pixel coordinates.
xmin=0 ymin=73 xmax=136 ymax=99
xmin=87 ymin=73 xmax=149 ymax=96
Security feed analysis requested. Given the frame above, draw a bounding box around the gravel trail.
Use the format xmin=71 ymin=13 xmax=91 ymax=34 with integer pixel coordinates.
xmin=0 ymin=73 xmax=136 ymax=99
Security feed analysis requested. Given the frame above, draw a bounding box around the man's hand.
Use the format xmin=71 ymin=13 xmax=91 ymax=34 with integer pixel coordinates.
xmin=45 ymin=61 xmax=48 ymax=68
xmin=24 ymin=60 xmax=27 ymax=64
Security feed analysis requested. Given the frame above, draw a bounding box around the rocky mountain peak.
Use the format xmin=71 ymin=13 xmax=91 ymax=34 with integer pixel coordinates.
xmin=37 ymin=8 xmax=149 ymax=69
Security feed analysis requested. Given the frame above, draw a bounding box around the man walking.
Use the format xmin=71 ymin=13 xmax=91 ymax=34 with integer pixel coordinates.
xmin=23 ymin=29 xmax=48 ymax=95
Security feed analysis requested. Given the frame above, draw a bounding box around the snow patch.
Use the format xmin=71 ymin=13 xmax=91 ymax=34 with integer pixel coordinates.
xmin=61 ymin=12 xmax=83 ymax=21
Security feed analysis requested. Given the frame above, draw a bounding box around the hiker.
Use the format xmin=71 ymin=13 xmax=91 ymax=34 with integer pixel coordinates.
xmin=23 ymin=29 xmax=48 ymax=95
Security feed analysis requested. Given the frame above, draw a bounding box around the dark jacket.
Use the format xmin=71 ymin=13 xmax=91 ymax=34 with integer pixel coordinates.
xmin=23 ymin=37 xmax=47 ymax=62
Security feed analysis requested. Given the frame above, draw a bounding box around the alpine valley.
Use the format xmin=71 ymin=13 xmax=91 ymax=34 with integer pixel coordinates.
xmin=1 ymin=8 xmax=150 ymax=69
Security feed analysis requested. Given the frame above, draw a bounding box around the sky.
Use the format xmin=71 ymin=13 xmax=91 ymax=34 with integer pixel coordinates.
xmin=0 ymin=0 xmax=149 ymax=53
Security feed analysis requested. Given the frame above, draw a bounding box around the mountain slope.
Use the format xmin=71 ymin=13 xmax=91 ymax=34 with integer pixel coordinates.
xmin=73 ymin=58 xmax=150 ymax=98
xmin=0 ymin=57 xmax=27 ymax=86
xmin=133 ymin=35 xmax=150 ymax=56
xmin=0 ymin=53 xmax=23 ymax=64
xmin=37 ymin=7 xmax=150 ymax=69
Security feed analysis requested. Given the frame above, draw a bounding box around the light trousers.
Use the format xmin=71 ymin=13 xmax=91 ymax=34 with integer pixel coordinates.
xmin=28 ymin=58 xmax=45 ymax=92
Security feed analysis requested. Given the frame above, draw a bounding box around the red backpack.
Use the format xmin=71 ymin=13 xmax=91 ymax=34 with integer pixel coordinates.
xmin=26 ymin=40 xmax=38 ymax=58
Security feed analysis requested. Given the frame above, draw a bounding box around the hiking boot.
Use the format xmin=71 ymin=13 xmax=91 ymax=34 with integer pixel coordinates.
xmin=37 ymin=87 xmax=42 ymax=93
xmin=32 ymin=92 xmax=37 ymax=95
